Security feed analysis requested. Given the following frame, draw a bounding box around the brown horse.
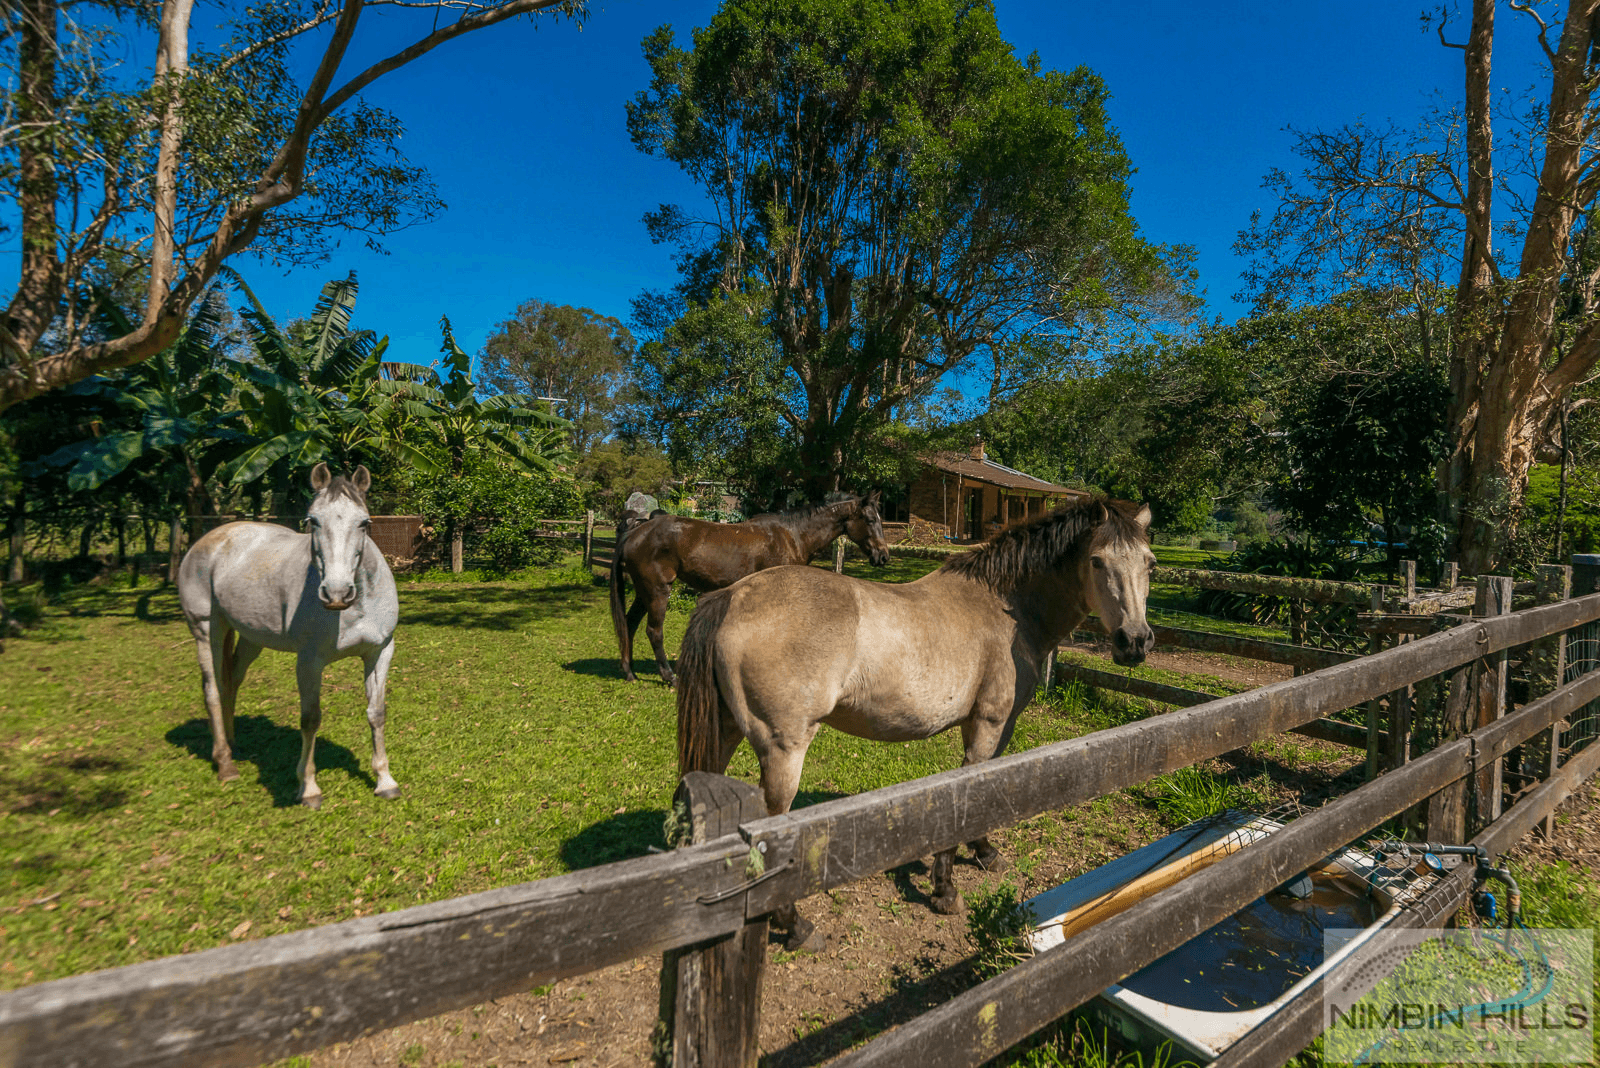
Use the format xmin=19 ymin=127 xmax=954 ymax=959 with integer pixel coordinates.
xmin=610 ymin=493 xmax=892 ymax=685
xmin=674 ymin=497 xmax=1153 ymax=949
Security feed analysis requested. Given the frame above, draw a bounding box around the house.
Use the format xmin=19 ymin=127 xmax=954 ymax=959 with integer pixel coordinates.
xmin=897 ymin=441 xmax=1087 ymax=542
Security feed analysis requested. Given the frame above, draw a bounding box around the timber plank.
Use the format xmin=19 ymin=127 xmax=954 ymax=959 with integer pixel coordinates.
xmin=0 ymin=839 xmax=752 ymax=1068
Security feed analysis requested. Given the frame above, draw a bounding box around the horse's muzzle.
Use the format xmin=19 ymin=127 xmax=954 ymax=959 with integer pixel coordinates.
xmin=1111 ymin=624 xmax=1154 ymax=667
xmin=870 ymin=548 xmax=891 ymax=567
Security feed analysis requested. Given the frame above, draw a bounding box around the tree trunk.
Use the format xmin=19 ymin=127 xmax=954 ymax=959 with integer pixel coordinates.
xmin=7 ymin=493 xmax=24 ymax=584
xmin=7 ymin=0 xmax=62 ymax=357
xmin=452 ymin=522 xmax=464 ymax=573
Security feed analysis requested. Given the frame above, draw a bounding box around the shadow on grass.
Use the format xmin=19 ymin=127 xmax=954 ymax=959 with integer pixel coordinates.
xmin=764 ymin=952 xmax=983 ymax=1068
xmin=0 ymin=751 xmax=132 ymax=817
xmin=165 ymin=714 xmax=372 ymax=807
xmin=563 ymin=657 xmax=673 ymax=683
xmin=560 ymin=808 xmax=670 ymax=869
xmin=399 ymin=584 xmax=595 ymax=631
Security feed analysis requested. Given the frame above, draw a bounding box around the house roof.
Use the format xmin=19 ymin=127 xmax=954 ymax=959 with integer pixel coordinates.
xmin=924 ymin=451 xmax=1086 ymax=496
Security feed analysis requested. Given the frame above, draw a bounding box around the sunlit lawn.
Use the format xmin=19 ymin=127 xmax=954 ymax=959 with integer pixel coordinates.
xmin=0 ymin=553 xmax=1121 ymax=988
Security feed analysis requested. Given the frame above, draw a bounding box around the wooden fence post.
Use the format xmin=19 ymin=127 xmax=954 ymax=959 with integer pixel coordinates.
xmin=1399 ymin=559 xmax=1417 ymax=602
xmin=1531 ymin=564 xmax=1572 ymax=839
xmin=1441 ymin=560 xmax=1459 ymax=591
xmin=834 ymin=537 xmax=845 ymax=574
xmin=1473 ymin=575 xmax=1514 ymax=831
xmin=1386 ymin=570 xmax=1417 ymax=774
xmin=655 ymin=772 xmax=769 ymax=1068
xmin=583 ymin=510 xmax=595 ymax=569
xmin=1365 ymin=586 xmax=1385 ymax=780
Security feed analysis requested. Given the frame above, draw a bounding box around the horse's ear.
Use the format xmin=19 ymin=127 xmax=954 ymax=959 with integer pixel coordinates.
xmin=310 ymin=462 xmax=331 ymax=493
xmin=352 ymin=466 xmax=372 ymax=496
xmin=1133 ymin=503 xmax=1152 ymax=529
xmin=867 ymin=489 xmax=881 ymax=506
xmin=1096 ymin=501 xmax=1108 ymax=523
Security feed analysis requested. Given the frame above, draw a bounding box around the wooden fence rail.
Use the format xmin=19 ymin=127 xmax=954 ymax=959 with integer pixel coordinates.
xmin=4 ymin=592 xmax=1599 ymax=1068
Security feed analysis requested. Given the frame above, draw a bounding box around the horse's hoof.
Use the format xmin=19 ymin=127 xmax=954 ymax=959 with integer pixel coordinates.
xmin=973 ymin=849 xmax=1010 ymax=874
xmin=930 ymin=889 xmax=964 ymax=915
xmin=375 ymin=785 xmax=401 ymax=801
xmin=301 ymin=794 xmax=324 ymax=811
xmin=781 ymin=919 xmax=826 ymax=954
xmin=217 ymin=765 xmax=239 ymax=784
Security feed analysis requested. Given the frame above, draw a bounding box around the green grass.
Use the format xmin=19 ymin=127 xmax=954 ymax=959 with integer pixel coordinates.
xmin=0 ymin=553 xmax=1105 ymax=988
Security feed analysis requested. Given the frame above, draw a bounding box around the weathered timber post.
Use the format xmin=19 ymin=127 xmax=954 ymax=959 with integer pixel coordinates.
xmin=655 ymin=772 xmax=769 ymax=1068
xmin=1573 ymin=553 xmax=1600 ymax=596
xmin=583 ymin=510 xmax=595 ymax=569
xmin=833 ymin=537 xmax=845 ymax=574
xmin=167 ymin=516 xmax=184 ymax=582
xmin=1530 ymin=564 xmax=1572 ymax=839
xmin=1365 ymin=586 xmax=1385 ymax=780
xmin=1441 ymin=561 xmax=1459 ymax=591
xmin=1386 ymin=569 xmax=1419 ymax=773
xmin=1472 ymin=576 xmax=1514 ymax=831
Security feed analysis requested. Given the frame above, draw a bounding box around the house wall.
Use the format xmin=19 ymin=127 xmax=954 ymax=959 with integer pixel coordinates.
xmin=905 ymin=470 xmax=1071 ymax=541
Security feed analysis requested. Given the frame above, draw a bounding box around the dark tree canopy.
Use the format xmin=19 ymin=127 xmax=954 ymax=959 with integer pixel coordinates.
xmin=628 ymin=0 xmax=1191 ymax=496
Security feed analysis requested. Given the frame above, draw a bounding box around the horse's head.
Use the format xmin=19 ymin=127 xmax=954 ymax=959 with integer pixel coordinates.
xmin=844 ymin=490 xmax=892 ymax=567
xmin=307 ymin=462 xmax=373 ymax=611
xmin=1082 ymin=500 xmax=1155 ymax=666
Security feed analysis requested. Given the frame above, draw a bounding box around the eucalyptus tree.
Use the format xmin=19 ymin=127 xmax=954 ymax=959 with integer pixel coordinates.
xmin=628 ymin=0 xmax=1192 ymax=496
xmin=479 ymin=301 xmax=635 ymax=456
xmin=1238 ymin=0 xmax=1600 ymax=572
xmin=0 ymin=0 xmax=586 ymax=412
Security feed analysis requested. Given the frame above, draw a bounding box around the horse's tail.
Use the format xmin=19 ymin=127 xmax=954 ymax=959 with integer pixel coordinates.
xmin=676 ymin=588 xmax=736 ymax=775
xmin=609 ymin=526 xmax=631 ymax=670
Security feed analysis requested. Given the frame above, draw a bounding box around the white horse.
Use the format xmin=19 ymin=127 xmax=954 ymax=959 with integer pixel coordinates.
xmin=178 ymin=463 xmax=401 ymax=808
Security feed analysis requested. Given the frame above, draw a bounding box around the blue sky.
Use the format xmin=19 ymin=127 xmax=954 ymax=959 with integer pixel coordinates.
xmin=212 ymin=3 xmax=1526 ymax=368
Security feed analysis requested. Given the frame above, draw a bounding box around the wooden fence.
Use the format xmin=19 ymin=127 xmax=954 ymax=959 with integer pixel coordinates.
xmin=4 ymin=572 xmax=1600 ymax=1067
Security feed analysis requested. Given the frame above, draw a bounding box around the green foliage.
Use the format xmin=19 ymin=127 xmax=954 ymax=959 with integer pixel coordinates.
xmin=575 ymin=440 xmax=675 ymax=518
xmin=1228 ymin=501 xmax=1271 ymax=544
xmin=629 ymin=0 xmax=1187 ymax=495
xmin=409 ymin=461 xmax=583 ymax=572
xmin=965 ymin=881 xmax=1032 ymax=978
xmin=1522 ymin=464 xmax=1600 ymax=556
xmin=1195 ymin=538 xmax=1362 ymax=624
xmin=1146 ymin=766 xmax=1249 ymax=824
xmin=478 ymin=301 xmax=636 ymax=456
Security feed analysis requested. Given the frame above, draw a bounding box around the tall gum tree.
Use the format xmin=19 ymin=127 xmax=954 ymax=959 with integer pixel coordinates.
xmin=628 ymin=0 xmax=1193 ymax=497
xmin=1239 ymin=0 xmax=1600 ymax=574
xmin=1 ymin=0 xmax=586 ymax=412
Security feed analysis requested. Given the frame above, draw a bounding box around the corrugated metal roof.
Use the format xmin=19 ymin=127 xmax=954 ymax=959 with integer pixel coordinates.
xmin=923 ymin=452 xmax=1086 ymax=495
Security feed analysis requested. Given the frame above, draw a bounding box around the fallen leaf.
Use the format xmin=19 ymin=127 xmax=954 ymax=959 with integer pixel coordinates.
xmin=277 ymin=906 xmax=292 ymax=919
xmin=229 ymin=920 xmax=252 ymax=940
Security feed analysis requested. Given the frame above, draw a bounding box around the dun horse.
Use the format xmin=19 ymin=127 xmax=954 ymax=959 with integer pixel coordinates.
xmin=178 ymin=464 xmax=401 ymax=808
xmin=675 ymin=497 xmax=1153 ymax=948
xmin=610 ymin=492 xmax=892 ymax=685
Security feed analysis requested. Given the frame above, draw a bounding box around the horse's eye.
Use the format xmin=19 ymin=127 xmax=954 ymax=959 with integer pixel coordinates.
xmin=1091 ymin=557 xmax=1105 ymax=570
xmin=361 ymin=519 xmax=372 ymax=529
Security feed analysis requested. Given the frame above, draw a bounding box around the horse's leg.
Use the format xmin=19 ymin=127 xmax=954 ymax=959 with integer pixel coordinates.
xmin=294 ymin=653 xmax=326 ymax=810
xmin=928 ymin=713 xmax=1021 ymax=913
xmin=192 ymin=620 xmax=239 ymax=783
xmin=364 ymin=640 xmax=401 ymax=800
xmin=757 ymin=737 xmax=826 ymax=952
xmin=221 ymin=637 xmax=263 ymax=751
xmin=646 ymin=585 xmax=675 ymax=687
xmin=624 ymin=593 xmax=648 ymax=681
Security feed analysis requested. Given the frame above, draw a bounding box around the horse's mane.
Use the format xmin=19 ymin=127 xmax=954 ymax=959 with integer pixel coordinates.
xmin=318 ymin=476 xmax=368 ymax=507
xmin=748 ymin=496 xmax=861 ymax=523
xmin=939 ymin=496 xmax=1147 ymax=592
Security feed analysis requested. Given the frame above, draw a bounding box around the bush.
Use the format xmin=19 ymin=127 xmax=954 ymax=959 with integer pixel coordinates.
xmin=1195 ymin=537 xmax=1361 ymax=624
xmin=410 ymin=462 xmax=584 ymax=572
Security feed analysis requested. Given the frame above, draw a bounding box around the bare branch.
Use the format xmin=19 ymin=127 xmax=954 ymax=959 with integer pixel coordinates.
xmin=1509 ymin=0 xmax=1559 ymax=64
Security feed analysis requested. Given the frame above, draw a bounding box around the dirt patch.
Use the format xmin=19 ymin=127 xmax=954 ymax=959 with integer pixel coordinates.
xmin=305 ymin=768 xmax=1323 ymax=1068
xmin=1062 ymin=635 xmax=1295 ymax=690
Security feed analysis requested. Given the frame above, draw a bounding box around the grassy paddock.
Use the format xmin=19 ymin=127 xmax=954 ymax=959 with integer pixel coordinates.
xmin=0 ymin=554 xmax=1152 ymax=989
